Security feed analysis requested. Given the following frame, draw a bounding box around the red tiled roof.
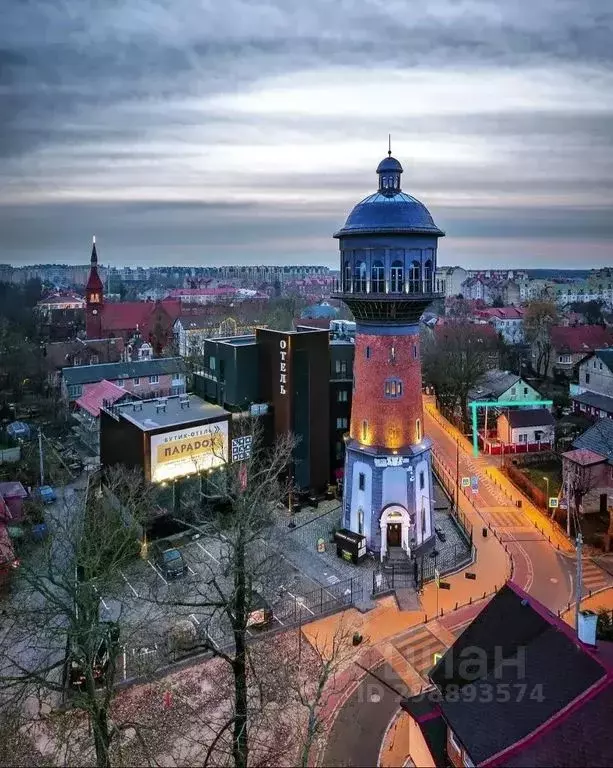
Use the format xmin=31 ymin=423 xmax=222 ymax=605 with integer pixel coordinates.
xmin=99 ymin=299 xmax=181 ymax=334
xmin=550 ymin=325 xmax=613 ymax=354
xmin=478 ymin=307 xmax=524 ymax=320
xmin=75 ymin=379 xmax=129 ymax=417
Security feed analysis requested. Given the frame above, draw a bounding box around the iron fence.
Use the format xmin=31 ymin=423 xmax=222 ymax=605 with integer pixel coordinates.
xmin=372 ymin=544 xmax=474 ymax=597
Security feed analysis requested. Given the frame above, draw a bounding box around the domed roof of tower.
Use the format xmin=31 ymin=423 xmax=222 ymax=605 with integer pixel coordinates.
xmin=334 ymin=154 xmax=444 ymax=238
xmin=376 ymin=155 xmax=403 ymax=174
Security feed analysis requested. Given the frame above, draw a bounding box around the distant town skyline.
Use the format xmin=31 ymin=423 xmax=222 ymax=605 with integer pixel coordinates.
xmin=2 ymin=1 xmax=612 ymax=268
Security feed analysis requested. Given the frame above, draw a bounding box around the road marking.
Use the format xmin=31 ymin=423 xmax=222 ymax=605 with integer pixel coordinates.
xmin=187 ymin=565 xmax=196 ymax=575
xmin=120 ymin=571 xmax=139 ymax=598
xmin=196 ymin=541 xmax=220 ymax=565
xmin=273 ymin=614 xmax=285 ymax=627
xmin=189 ymin=613 xmax=201 ymax=625
xmin=92 ymin=585 xmax=109 ymax=611
xmin=147 ymin=559 xmax=168 ymax=586
xmin=285 ymin=590 xmax=315 ymax=616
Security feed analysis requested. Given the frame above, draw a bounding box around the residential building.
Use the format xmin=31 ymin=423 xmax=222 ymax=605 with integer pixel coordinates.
xmin=518 ymin=278 xmax=552 ymax=302
xmin=562 ymin=418 xmax=613 ymax=524
xmin=74 ymin=380 xmax=134 ymax=454
xmin=496 ymin=408 xmax=554 ymax=451
xmin=476 ymin=306 xmax=525 ymax=344
xmin=499 ymin=278 xmax=521 ymax=306
xmin=43 ymin=337 xmax=125 ymax=387
xmin=400 ymin=581 xmax=613 ymax=767
xmin=61 ymin=357 xmax=186 ymax=404
xmin=546 ymin=326 xmax=613 ymax=379
xmin=572 ymin=349 xmax=613 ymax=419
xmin=469 ymin=370 xmax=542 ymax=405
xmin=434 ymin=266 xmax=467 ymax=298
xmin=549 ymin=277 xmax=613 ymax=307
xmin=460 ymin=275 xmax=496 ymax=303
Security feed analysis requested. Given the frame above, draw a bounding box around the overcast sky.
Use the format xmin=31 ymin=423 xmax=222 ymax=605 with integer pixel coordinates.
xmin=1 ymin=0 xmax=612 ymax=268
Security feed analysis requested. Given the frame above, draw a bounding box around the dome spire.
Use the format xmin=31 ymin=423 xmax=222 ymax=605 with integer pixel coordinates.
xmin=388 ymin=133 xmax=392 ymax=157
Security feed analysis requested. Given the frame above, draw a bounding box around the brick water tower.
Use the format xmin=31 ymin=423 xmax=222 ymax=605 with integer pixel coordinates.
xmin=333 ymin=149 xmax=444 ymax=560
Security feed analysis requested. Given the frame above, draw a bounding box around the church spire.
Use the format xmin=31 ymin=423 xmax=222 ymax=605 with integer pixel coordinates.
xmin=91 ymin=235 xmax=98 ymax=266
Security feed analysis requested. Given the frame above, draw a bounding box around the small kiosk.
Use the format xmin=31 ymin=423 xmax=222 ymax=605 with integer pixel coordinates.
xmin=334 ymin=529 xmax=366 ymax=565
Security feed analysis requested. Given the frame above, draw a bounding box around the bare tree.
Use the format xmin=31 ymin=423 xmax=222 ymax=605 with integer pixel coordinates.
xmin=422 ymin=322 xmax=497 ymax=430
xmin=524 ymin=299 xmax=558 ymax=378
xmin=157 ymin=418 xmax=296 ymax=768
xmin=0 ymin=466 xmax=159 ymax=768
xmin=559 ymin=453 xmax=601 ymax=538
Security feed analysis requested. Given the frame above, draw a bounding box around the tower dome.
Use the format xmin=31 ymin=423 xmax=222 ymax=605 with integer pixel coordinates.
xmin=334 ymin=155 xmax=444 ymax=238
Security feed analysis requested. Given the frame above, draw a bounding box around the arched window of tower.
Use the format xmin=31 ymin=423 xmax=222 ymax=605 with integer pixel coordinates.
xmin=371 ymin=261 xmax=384 ymax=293
xmin=424 ymin=259 xmax=433 ymax=292
xmin=354 ymin=261 xmax=367 ymax=293
xmin=416 ymin=418 xmax=422 ymax=442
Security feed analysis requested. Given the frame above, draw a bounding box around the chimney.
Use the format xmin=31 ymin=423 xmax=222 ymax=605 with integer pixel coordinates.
xmin=578 ymin=610 xmax=598 ymax=646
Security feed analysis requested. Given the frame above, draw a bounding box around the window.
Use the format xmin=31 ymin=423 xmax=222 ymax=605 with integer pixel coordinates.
xmin=354 ymin=261 xmax=367 ymax=293
xmin=149 ymin=374 xmax=159 ymax=384
xmin=336 ymin=417 xmax=348 ymax=430
xmin=371 ymin=261 xmax=385 ymax=293
xmin=559 ymin=354 xmax=571 ymax=363
xmin=600 ymin=362 xmax=603 ymax=370
xmin=594 ymin=360 xmax=597 ymax=369
xmin=413 ymin=344 xmax=418 ymax=360
xmin=416 ymin=418 xmax=422 ymax=442
xmin=586 ymin=373 xmax=590 ymax=384
xmin=419 ymin=471 xmax=425 ymax=490
xmin=335 ymin=441 xmax=343 ymax=461
xmin=510 ymin=387 xmax=516 ymax=395
xmin=358 ymin=473 xmax=365 ymax=491
xmin=424 ymin=259 xmax=433 ymax=291
xmin=343 ymin=261 xmax=351 ymax=291
xmin=390 ymin=260 xmax=404 ymax=293
xmin=518 ymin=433 xmax=528 ymax=443
xmin=523 ymin=387 xmax=528 ymax=395
xmin=133 ymin=377 xmax=140 ymax=386
xmin=335 ymin=359 xmax=348 ymax=376
xmin=73 ymin=357 xmax=81 ymax=367
xmin=449 ymin=730 xmax=461 ymax=753
xmin=337 ymin=389 xmax=348 ymax=402
xmin=384 ymin=378 xmax=403 ymax=398
xmin=358 ymin=507 xmax=364 ymax=534
xmin=209 ymin=356 xmax=216 ymax=371
xmin=361 ymin=420 xmax=368 ymax=441
xmin=90 ymin=354 xmax=98 ymax=365
xmin=365 ymin=346 xmax=371 ymax=359
xmin=390 ymin=345 xmax=396 ymax=363
xmin=409 ymin=261 xmax=421 ymax=293
xmin=68 ymin=384 xmax=83 ymax=398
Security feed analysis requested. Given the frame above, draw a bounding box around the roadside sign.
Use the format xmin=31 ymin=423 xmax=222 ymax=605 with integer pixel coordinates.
xmin=471 ymin=476 xmax=479 ymax=495
xmin=549 ymin=497 xmax=559 ymax=509
xmin=461 ymin=477 xmax=471 ymax=488
xmin=559 ymin=500 xmax=568 ymax=510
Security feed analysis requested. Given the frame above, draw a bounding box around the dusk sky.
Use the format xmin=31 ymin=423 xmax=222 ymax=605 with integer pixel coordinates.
xmin=1 ymin=0 xmax=612 ymax=268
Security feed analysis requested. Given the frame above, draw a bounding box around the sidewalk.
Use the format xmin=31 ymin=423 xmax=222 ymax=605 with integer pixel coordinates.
xmin=560 ymin=585 xmax=613 ymax=626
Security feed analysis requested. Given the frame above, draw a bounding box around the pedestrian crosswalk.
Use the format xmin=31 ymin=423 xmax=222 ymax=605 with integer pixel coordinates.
xmin=581 ymin=559 xmax=613 ymax=596
xmin=393 ymin=625 xmax=447 ymax=679
xmin=484 ymin=506 xmax=526 ymax=528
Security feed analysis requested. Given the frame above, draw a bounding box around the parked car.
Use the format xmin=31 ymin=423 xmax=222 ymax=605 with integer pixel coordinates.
xmin=37 ymin=485 xmax=57 ymax=504
xmin=150 ymin=540 xmax=188 ymax=580
xmin=246 ymin=592 xmax=273 ymax=629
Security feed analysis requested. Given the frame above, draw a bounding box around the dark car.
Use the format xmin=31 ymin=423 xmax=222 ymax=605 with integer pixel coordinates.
xmin=151 ymin=541 xmax=187 ymax=580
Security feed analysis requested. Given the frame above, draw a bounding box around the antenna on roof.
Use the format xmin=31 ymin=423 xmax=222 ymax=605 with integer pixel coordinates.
xmin=388 ymin=133 xmax=392 ymax=157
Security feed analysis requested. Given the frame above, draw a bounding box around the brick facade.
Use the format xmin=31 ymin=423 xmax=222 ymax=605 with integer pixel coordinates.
xmin=350 ymin=331 xmax=423 ymax=450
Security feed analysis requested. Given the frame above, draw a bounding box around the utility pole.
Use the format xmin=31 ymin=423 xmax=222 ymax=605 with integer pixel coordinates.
xmin=575 ymin=531 xmax=583 ymax=634
xmin=455 ymin=438 xmax=460 ymax=512
xmin=38 ymin=428 xmax=44 ymax=487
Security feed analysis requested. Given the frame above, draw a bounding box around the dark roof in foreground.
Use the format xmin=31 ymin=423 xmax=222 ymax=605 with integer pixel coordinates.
xmin=506 ymin=408 xmax=554 ymax=428
xmin=105 ymin=393 xmax=228 ymax=431
xmin=572 ymin=417 xmax=613 ymax=464
xmin=571 ymin=389 xmax=613 ymax=415
xmin=430 ymin=582 xmax=612 ymax=766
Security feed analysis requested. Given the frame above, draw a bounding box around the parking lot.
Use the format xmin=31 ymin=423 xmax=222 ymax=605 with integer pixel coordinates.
xmin=104 ymin=529 xmax=355 ymax=680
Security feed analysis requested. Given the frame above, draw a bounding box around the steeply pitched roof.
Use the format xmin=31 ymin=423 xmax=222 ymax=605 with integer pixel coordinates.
xmin=62 ymin=357 xmax=185 ymax=387
xmin=506 ymin=408 xmax=554 ymax=428
xmin=75 ymin=380 xmax=130 ymax=417
xmin=469 ymin=370 xmax=521 ymax=400
xmin=594 ymin=348 xmax=613 ymax=370
xmin=572 ymin=417 xmax=613 ymax=463
xmin=562 ymin=448 xmax=607 ymax=467
xmin=431 ymin=582 xmax=611 ymax=766
xmin=550 ymin=325 xmax=613 ymax=354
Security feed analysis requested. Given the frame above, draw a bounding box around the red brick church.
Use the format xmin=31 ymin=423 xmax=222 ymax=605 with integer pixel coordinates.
xmin=85 ymin=237 xmax=181 ymax=354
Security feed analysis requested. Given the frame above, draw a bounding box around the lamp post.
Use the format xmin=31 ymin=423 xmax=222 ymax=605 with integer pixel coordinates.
xmin=543 ymin=476 xmax=550 ymax=510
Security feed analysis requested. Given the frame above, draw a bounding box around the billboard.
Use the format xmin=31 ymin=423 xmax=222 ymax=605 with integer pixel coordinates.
xmin=150 ymin=420 xmax=228 ymax=483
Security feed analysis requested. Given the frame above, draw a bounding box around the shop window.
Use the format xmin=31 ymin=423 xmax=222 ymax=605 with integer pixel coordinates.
xmin=384 ymin=378 xmax=403 ymax=398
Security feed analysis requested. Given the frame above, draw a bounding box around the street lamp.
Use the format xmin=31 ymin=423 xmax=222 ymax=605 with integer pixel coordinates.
xmin=543 ymin=476 xmax=550 ymax=508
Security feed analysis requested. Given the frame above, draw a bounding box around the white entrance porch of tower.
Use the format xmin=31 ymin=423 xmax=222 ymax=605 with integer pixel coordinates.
xmin=379 ymin=504 xmax=415 ymax=560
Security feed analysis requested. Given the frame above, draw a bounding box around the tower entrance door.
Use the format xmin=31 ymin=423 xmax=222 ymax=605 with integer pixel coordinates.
xmin=387 ymin=523 xmax=401 ymax=548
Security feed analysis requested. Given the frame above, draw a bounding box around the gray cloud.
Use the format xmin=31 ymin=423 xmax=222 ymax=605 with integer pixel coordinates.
xmin=1 ymin=0 xmax=613 ymax=266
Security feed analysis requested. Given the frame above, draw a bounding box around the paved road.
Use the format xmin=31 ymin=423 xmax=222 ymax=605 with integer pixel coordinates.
xmin=424 ymin=403 xmax=612 ymax=614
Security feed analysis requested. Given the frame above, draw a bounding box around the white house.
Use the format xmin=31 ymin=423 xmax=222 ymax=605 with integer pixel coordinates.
xmin=497 ymin=408 xmax=555 ymax=448
xmin=434 ymin=266 xmax=467 ymax=298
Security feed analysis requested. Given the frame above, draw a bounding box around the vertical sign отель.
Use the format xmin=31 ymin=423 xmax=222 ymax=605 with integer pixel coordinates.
xmin=279 ymin=338 xmax=288 ymax=395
